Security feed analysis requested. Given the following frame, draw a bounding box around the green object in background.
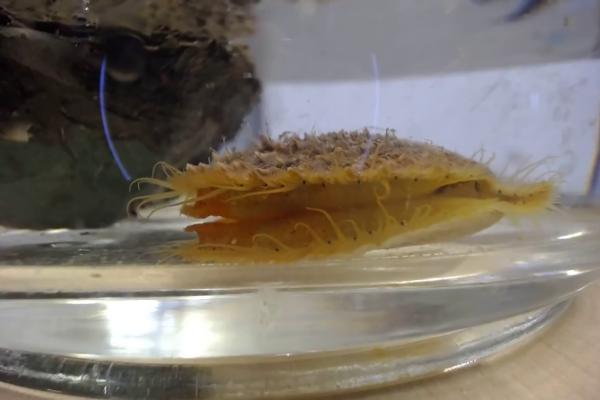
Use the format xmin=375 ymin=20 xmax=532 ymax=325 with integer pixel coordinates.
xmin=0 ymin=128 xmax=156 ymax=229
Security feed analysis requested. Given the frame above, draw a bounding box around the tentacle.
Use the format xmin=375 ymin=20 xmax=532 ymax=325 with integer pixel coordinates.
xmin=410 ymin=203 xmax=433 ymax=225
xmin=252 ymin=170 xmax=280 ymax=187
xmin=192 ymin=188 xmax=228 ymax=202
xmin=471 ymin=147 xmax=484 ymax=162
xmin=547 ymin=203 xmax=566 ymax=216
xmin=331 ymin=149 xmax=341 ymax=169
xmin=160 ymin=189 xmax=227 ymax=216
xmin=484 ymin=152 xmax=496 ymax=167
xmin=204 ymin=184 xmax=252 ymax=192
xmin=373 ymin=183 xmax=398 ymax=228
xmin=404 ymin=194 xmax=412 ymax=210
xmin=370 ymin=140 xmax=385 ymax=160
xmin=306 ymin=207 xmax=345 ymax=241
xmin=294 ymin=222 xmax=327 ymax=245
xmin=127 ymin=193 xmax=179 ymax=210
xmin=371 ymin=212 xmax=386 ymax=235
xmin=342 ymin=219 xmax=361 ymax=239
xmin=532 ymin=169 xmax=563 ymax=184
xmin=421 ymin=204 xmax=433 ymax=218
xmin=145 ymin=195 xmax=214 ymax=218
xmin=518 ymin=159 xmax=554 ymax=181
xmin=152 ymin=161 xmax=181 ymax=179
xmin=129 ymin=177 xmax=173 ymax=192
xmin=374 ymin=180 xmax=391 ymax=199
xmin=196 ymin=243 xmax=249 ymax=251
xmin=126 ymin=191 xmax=181 ymax=215
xmin=252 ymin=233 xmax=292 ymax=251
xmin=157 ymin=251 xmax=182 ymax=265
xmin=226 ymin=185 xmax=295 ymax=202
xmin=510 ymin=156 xmax=558 ymax=181
xmin=409 ymin=207 xmax=422 ymax=224
xmin=498 ymin=159 xmax=512 ymax=180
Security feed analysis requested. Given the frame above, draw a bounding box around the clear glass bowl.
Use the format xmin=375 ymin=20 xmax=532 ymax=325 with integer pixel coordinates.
xmin=1 ymin=0 xmax=600 ymax=398
xmin=0 ymin=200 xmax=598 ymax=398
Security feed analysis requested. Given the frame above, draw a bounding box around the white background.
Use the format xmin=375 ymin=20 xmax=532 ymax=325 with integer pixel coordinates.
xmin=236 ymin=0 xmax=600 ymax=196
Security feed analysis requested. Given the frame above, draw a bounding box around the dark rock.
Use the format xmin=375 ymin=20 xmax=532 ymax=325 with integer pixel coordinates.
xmin=0 ymin=0 xmax=261 ymax=229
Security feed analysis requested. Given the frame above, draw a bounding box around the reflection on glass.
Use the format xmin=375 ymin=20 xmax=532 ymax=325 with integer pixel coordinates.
xmin=105 ymin=300 xmax=159 ymax=353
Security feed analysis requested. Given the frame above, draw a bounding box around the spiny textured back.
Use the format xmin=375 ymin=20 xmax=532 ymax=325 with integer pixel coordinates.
xmin=208 ymin=130 xmax=491 ymax=179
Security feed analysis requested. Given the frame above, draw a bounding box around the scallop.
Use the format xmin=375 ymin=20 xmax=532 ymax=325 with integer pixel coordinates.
xmin=130 ymin=130 xmax=557 ymax=263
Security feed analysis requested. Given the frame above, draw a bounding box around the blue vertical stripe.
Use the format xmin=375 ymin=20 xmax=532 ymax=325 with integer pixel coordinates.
xmin=99 ymin=57 xmax=132 ymax=182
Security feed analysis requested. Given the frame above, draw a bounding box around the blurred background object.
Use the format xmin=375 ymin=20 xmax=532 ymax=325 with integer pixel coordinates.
xmin=0 ymin=0 xmax=261 ymax=229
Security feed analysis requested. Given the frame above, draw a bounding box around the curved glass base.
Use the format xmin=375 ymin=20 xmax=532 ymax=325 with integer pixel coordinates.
xmin=0 ymin=300 xmax=570 ymax=399
xmin=0 ymin=202 xmax=599 ymax=398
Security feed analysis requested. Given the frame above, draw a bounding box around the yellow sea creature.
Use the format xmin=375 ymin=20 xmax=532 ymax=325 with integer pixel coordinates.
xmin=130 ymin=130 xmax=557 ymax=263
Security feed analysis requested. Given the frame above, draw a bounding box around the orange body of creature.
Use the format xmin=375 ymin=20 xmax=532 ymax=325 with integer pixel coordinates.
xmin=130 ymin=130 xmax=557 ymax=263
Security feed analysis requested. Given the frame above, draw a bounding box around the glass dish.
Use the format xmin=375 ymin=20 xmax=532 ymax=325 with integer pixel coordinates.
xmin=0 ymin=200 xmax=598 ymax=398
xmin=1 ymin=0 xmax=600 ymax=398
